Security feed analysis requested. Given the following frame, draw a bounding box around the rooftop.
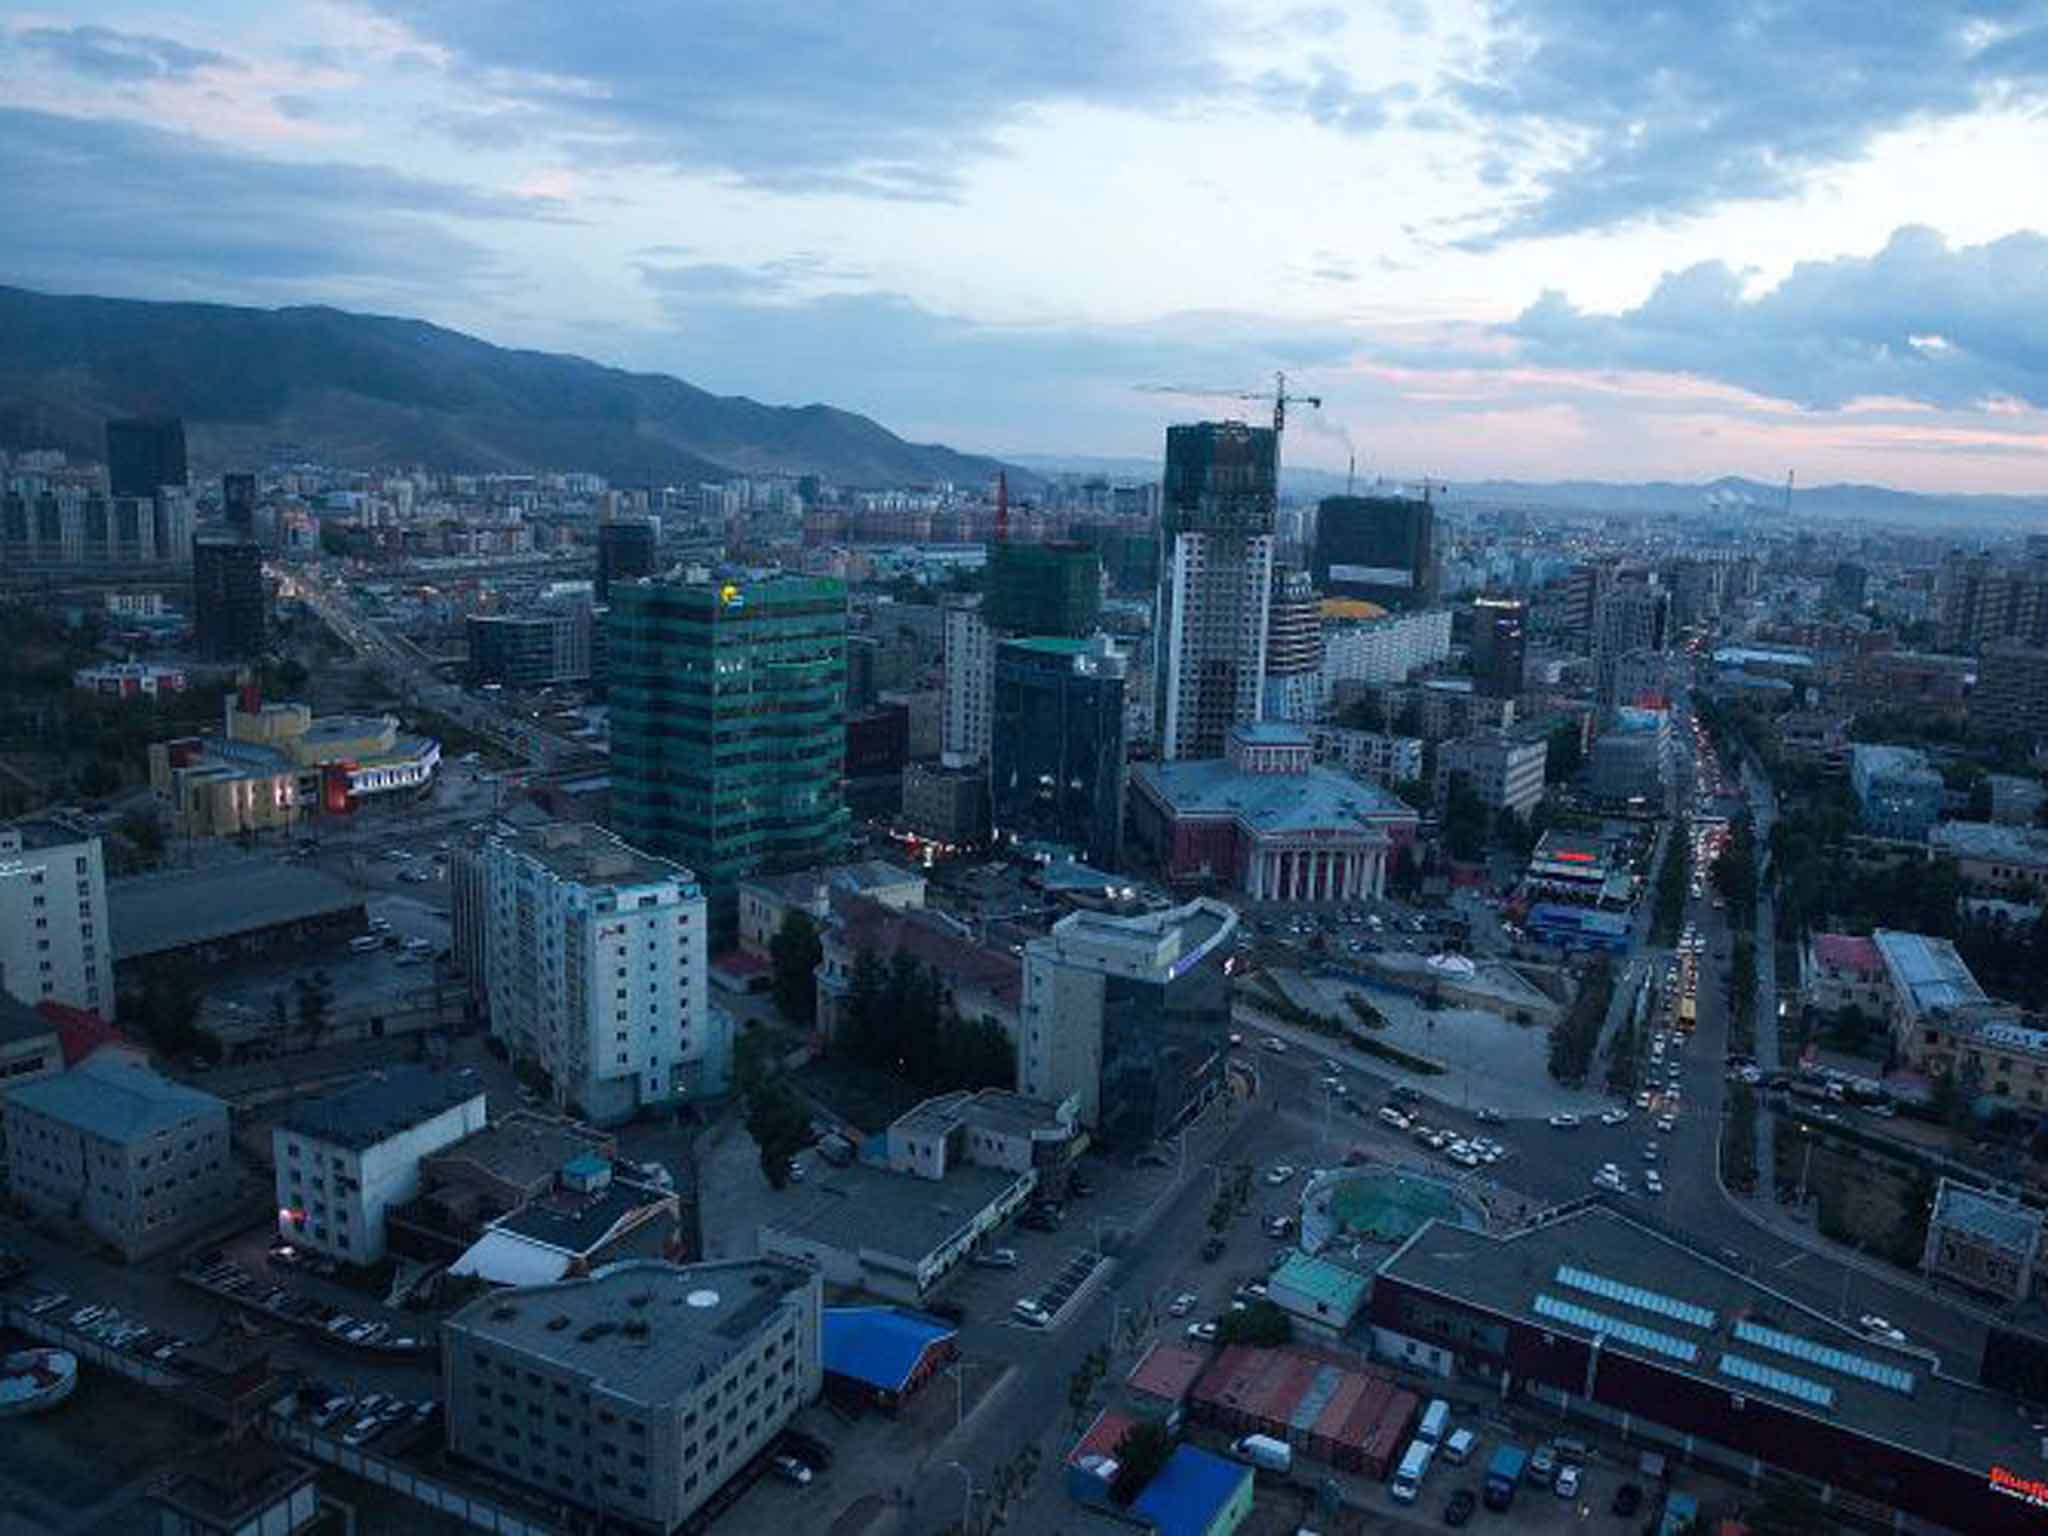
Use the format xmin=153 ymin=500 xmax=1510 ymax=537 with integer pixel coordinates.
xmin=1133 ymin=757 xmax=1415 ymax=838
xmin=1042 ymin=897 xmax=1237 ymax=977
xmin=820 ymin=1306 xmax=956 ymax=1392
xmin=109 ymin=859 xmax=363 ymax=963
xmin=891 ymin=1088 xmax=1071 ymax=1144
xmin=423 ymin=1112 xmax=615 ymax=1195
xmin=280 ymin=1067 xmax=484 ymax=1150
xmin=758 ymin=1158 xmax=1028 ymax=1267
xmin=0 ymin=994 xmax=58 ymax=1047
xmin=1930 ymin=821 xmax=2048 ymax=868
xmin=1871 ymin=930 xmax=1991 ymax=1017
xmin=1930 ymin=1179 xmax=2044 ymax=1256
xmin=489 ymin=1171 xmax=671 ymax=1256
xmin=1270 ymin=1251 xmax=1371 ymax=1318
xmin=501 ymin=820 xmax=697 ymax=892
xmin=3 ymin=1052 xmax=224 ymax=1142
xmin=1811 ymin=933 xmax=1883 ymax=974
xmin=1131 ymin=1446 xmax=1250 ymax=1536
xmin=447 ymin=1258 xmax=815 ymax=1407
xmin=1377 ymin=1204 xmax=2020 ymax=1477
xmin=827 ymin=894 xmax=1021 ymax=1007
xmin=1124 ymin=1342 xmax=1210 ymax=1404
xmin=1853 ymin=744 xmax=1942 ymax=783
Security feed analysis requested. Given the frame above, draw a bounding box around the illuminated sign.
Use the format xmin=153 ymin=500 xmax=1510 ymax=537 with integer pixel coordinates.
xmin=719 ymin=583 xmax=745 ymax=609
xmin=1329 ymin=563 xmax=1415 ymax=588
xmin=1554 ymin=851 xmax=1597 ymax=864
xmin=1991 ymin=1466 xmax=2048 ymax=1508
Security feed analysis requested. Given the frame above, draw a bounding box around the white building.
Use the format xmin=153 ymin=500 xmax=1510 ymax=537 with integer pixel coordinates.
xmin=942 ymin=598 xmax=994 ymax=764
xmin=0 ymin=823 xmax=114 ymax=1022
xmin=1160 ymin=528 xmax=1274 ymax=761
xmin=1319 ymin=607 xmax=1453 ymax=695
xmin=274 ymin=1067 xmax=487 ymax=1264
xmin=443 ymin=1259 xmax=822 ymax=1533
xmin=1436 ymin=732 xmax=1548 ymax=820
xmin=1310 ymin=727 xmax=1424 ymax=788
xmin=482 ymin=819 xmax=717 ymax=1125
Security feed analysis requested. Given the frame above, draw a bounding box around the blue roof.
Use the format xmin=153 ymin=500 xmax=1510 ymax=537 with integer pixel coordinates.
xmin=1131 ymin=1446 xmax=1249 ymax=1536
xmin=3 ymin=1053 xmax=224 ymax=1144
xmin=821 ymin=1306 xmax=956 ymax=1393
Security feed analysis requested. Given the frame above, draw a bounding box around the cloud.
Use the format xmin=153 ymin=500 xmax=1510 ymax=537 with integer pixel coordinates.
xmin=1450 ymin=0 xmax=2048 ymax=245
xmin=12 ymin=23 xmax=240 ymax=82
xmin=373 ymin=0 xmax=1233 ymax=198
xmin=0 ymin=108 xmax=565 ymax=303
xmin=1508 ymin=225 xmax=2048 ymax=410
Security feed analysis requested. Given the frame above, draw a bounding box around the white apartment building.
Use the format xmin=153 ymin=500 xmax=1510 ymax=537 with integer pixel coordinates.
xmin=443 ymin=1259 xmax=822 ymax=1533
xmin=942 ymin=597 xmax=995 ymax=764
xmin=1320 ymin=607 xmax=1453 ymax=694
xmin=274 ymin=1066 xmax=486 ymax=1264
xmin=1160 ymin=529 xmax=1275 ymax=761
xmin=1309 ymin=727 xmax=1424 ymax=787
xmin=0 ymin=824 xmax=114 ymax=1022
xmin=483 ymin=820 xmax=714 ymax=1126
xmin=1434 ymin=732 xmax=1548 ymax=820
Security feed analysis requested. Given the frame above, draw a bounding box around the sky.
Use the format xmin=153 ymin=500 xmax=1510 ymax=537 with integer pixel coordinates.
xmin=8 ymin=2 xmax=2048 ymax=493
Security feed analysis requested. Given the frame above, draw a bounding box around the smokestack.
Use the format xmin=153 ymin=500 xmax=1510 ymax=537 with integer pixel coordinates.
xmin=995 ymin=471 xmax=1009 ymax=545
xmin=1347 ymin=454 xmax=1355 ymax=496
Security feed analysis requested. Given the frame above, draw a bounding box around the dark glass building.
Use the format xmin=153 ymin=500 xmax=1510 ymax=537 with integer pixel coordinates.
xmin=1470 ymin=596 xmax=1526 ymax=699
xmin=106 ymin=417 xmax=188 ymax=499
xmin=985 ymin=541 xmax=1102 ymax=637
xmin=609 ymin=574 xmax=849 ymax=937
xmin=191 ymin=538 xmax=265 ymax=661
xmin=596 ymin=518 xmax=660 ymax=601
xmin=1313 ymin=494 xmax=1437 ymax=610
xmin=990 ymin=636 xmax=1127 ymax=868
xmin=222 ymin=473 xmax=257 ymax=532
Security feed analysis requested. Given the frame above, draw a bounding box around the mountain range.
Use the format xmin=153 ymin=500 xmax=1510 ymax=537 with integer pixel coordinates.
xmin=0 ymin=285 xmax=1020 ymax=490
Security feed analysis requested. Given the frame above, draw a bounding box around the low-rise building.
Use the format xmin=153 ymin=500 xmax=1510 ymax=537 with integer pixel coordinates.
xmin=1851 ymin=745 xmax=1944 ymax=841
xmin=821 ymin=1306 xmax=958 ymax=1412
xmin=109 ymin=859 xmax=365 ymax=982
xmin=1929 ymin=820 xmax=2048 ymax=895
xmin=3 ymin=1052 xmax=233 ymax=1261
xmin=900 ymin=759 xmax=990 ymax=850
xmin=1972 ymin=641 xmax=2048 ymax=743
xmin=1922 ymin=1179 xmax=2042 ymax=1304
xmin=735 ymin=860 xmax=925 ymax=959
xmin=274 ymin=1067 xmax=488 ymax=1265
xmin=1307 ymin=727 xmax=1423 ymax=788
xmin=1130 ymin=1445 xmax=1254 ymax=1536
xmin=1265 ymin=1251 xmax=1370 ymax=1341
xmin=814 ymin=892 xmax=1020 ymax=1047
xmin=74 ymin=660 xmax=190 ymax=699
xmin=1774 ymin=711 xmax=1853 ymax=776
xmin=1987 ymin=772 xmax=2047 ymax=826
xmin=443 ymin=1259 xmax=822 ymax=1533
xmin=0 ymin=995 xmax=64 ymax=1090
xmin=1435 ymin=731 xmax=1546 ymax=820
xmin=1803 ymin=933 xmax=1890 ymax=1019
xmin=449 ymin=1156 xmax=682 ymax=1287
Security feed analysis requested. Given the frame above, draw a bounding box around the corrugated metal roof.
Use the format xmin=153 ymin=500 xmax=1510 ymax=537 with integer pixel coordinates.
xmin=1130 ymin=1447 xmax=1249 ymax=1536
xmin=820 ymin=1306 xmax=955 ymax=1393
xmin=2 ymin=1053 xmax=224 ymax=1143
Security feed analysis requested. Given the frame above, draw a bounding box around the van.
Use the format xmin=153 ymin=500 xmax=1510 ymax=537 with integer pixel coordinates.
xmin=1442 ymin=1427 xmax=1477 ymax=1465
xmin=349 ymin=934 xmax=383 ymax=954
xmin=1378 ymin=1106 xmax=1411 ymax=1131
xmin=1416 ymin=1399 xmax=1451 ymax=1446
xmin=1388 ymin=1439 xmax=1433 ymax=1503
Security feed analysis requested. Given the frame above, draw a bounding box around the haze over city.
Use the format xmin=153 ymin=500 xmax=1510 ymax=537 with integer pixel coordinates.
xmin=9 ymin=1 xmax=2048 ymax=490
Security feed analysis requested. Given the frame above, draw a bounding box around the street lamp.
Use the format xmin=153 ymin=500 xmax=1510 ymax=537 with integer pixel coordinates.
xmin=945 ymin=1460 xmax=974 ymax=1532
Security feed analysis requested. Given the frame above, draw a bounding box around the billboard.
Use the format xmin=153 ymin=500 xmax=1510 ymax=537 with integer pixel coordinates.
xmin=1328 ymin=564 xmax=1415 ymax=588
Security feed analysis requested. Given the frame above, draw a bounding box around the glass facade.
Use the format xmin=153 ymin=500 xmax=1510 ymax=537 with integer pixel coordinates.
xmin=985 ymin=542 xmax=1102 ymax=636
xmin=1313 ymin=494 xmax=1438 ymax=610
xmin=609 ymin=575 xmax=850 ymax=937
xmin=1096 ymin=958 xmax=1230 ymax=1149
xmin=990 ymin=638 xmax=1125 ymax=869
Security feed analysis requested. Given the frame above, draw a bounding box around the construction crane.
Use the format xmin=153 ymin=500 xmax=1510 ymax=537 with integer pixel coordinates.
xmin=1135 ymin=370 xmax=1323 ymax=438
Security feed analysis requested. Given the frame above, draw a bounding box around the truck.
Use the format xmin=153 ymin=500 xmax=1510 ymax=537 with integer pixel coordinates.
xmin=1484 ymin=1444 xmax=1528 ymax=1510
xmin=1232 ymin=1434 xmax=1293 ymax=1474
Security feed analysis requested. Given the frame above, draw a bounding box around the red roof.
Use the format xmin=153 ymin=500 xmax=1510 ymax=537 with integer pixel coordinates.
xmin=1813 ymin=933 xmax=1882 ymax=975
xmin=826 ymin=893 xmax=1022 ymax=1008
xmin=1126 ymin=1342 xmax=1209 ymax=1404
xmin=33 ymin=1002 xmax=125 ymax=1067
xmin=1068 ymin=1408 xmax=1139 ymax=1467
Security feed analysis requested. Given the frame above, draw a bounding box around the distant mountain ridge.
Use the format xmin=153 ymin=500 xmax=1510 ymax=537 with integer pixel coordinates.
xmin=0 ymin=285 xmax=1022 ymax=490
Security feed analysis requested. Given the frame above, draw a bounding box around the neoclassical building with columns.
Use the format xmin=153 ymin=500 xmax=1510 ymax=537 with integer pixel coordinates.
xmin=1129 ymin=723 xmax=1419 ymax=902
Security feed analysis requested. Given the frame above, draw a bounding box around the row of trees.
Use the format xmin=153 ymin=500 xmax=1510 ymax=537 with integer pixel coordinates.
xmin=1649 ymin=825 xmax=1690 ymax=946
xmin=1547 ymin=958 xmax=1614 ymax=1084
xmin=1713 ymin=814 xmax=1759 ymax=933
xmin=837 ymin=946 xmax=1015 ymax=1094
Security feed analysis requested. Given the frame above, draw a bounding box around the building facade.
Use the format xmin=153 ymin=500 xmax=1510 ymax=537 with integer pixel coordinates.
xmin=986 ymin=541 xmax=1101 ymax=637
xmin=274 ymin=1068 xmax=488 ymax=1264
xmin=74 ymin=661 xmax=189 ymax=700
xmin=481 ymin=820 xmax=718 ymax=1124
xmin=609 ymin=573 xmax=850 ymax=935
xmin=1312 ymin=493 xmax=1436 ymax=610
xmin=1435 ymin=732 xmax=1546 ymax=820
xmin=595 ymin=517 xmax=660 ymax=601
xmin=1308 ymin=727 xmax=1424 ymax=787
xmin=192 ymin=539 xmax=266 ymax=662
xmin=1157 ymin=421 xmax=1277 ymax=762
xmin=941 ymin=598 xmax=995 ymax=764
xmin=442 ymin=1259 xmax=822 ymax=1533
xmin=1922 ymin=1179 xmax=2042 ymax=1304
xmin=1019 ymin=898 xmax=1236 ymax=1149
xmin=1929 ymin=821 xmax=2048 ymax=895
xmin=1803 ymin=933 xmax=1891 ymax=1019
xmin=466 ymin=609 xmax=591 ymax=688
xmin=1851 ymin=745 xmax=1944 ymax=841
xmin=1972 ymin=642 xmax=2048 ymax=742
xmin=106 ymin=416 xmax=188 ymax=500
xmin=1319 ymin=606 xmax=1453 ymax=696
xmin=1592 ymin=579 xmax=1669 ymax=718
xmin=1261 ymin=564 xmax=1324 ymax=722
xmin=1469 ymin=596 xmax=1526 ymax=698
xmin=3 ymin=1053 xmax=232 ymax=1262
xmin=0 ymin=824 xmax=114 ymax=1021
xmin=990 ymin=636 xmax=1127 ymax=869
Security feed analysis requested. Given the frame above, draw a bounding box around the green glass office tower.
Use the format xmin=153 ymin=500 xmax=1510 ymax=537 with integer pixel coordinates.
xmin=610 ymin=574 xmax=850 ymax=935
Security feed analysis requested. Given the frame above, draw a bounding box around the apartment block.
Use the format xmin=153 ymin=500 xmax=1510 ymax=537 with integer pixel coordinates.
xmin=0 ymin=823 xmax=114 ymax=1021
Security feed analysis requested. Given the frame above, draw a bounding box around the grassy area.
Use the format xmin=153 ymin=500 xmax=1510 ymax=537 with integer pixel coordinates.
xmin=1241 ymin=979 xmax=1446 ymax=1076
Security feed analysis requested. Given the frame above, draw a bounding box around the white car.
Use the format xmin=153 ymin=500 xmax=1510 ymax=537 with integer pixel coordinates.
xmin=1168 ymin=1292 xmax=1199 ymax=1318
xmin=1012 ymin=1298 xmax=1052 ymax=1328
xmin=1265 ymin=1164 xmax=1295 ymax=1185
xmin=1656 ymin=1115 xmax=1678 ymax=1133
xmin=1547 ymin=1113 xmax=1581 ymax=1129
xmin=1261 ymin=1036 xmax=1287 ymax=1054
xmin=1644 ymin=1170 xmax=1664 ymax=1195
xmin=1598 ymin=1108 xmax=1629 ymax=1127
xmin=1186 ymin=1320 xmax=1219 ymax=1343
xmin=1859 ymin=1315 xmax=1907 ymax=1345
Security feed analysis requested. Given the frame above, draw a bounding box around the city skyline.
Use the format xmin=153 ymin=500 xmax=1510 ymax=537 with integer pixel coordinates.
xmin=8 ymin=4 xmax=2048 ymax=494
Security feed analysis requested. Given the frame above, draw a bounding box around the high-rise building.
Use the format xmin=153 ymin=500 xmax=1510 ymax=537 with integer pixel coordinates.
xmin=610 ymin=573 xmax=849 ymax=935
xmin=1470 ymin=596 xmax=1526 ymax=699
xmin=1831 ymin=561 xmax=1869 ymax=611
xmin=1435 ymin=731 xmax=1548 ymax=821
xmin=1312 ymin=494 xmax=1436 ymax=610
xmin=1019 ymin=898 xmax=1236 ymax=1149
xmin=941 ymin=598 xmax=995 ymax=764
xmin=1262 ymin=565 xmax=1323 ymax=722
xmin=596 ymin=517 xmax=660 ymax=601
xmin=1157 ymin=421 xmax=1278 ymax=761
xmin=1973 ymin=643 xmax=2048 ymax=743
xmin=105 ymin=416 xmax=187 ymax=499
xmin=1561 ymin=561 xmax=1608 ymax=653
xmin=481 ymin=819 xmax=718 ymax=1123
xmin=221 ymin=472 xmax=257 ymax=533
xmin=191 ymin=537 xmax=266 ymax=661
xmin=0 ymin=823 xmax=114 ymax=1021
xmin=1934 ymin=553 xmax=2048 ymax=652
xmin=990 ymin=636 xmax=1127 ymax=869
xmin=466 ymin=608 xmax=591 ymax=687
xmin=985 ymin=541 xmax=1102 ymax=637
xmin=1592 ymin=579 xmax=1668 ymax=717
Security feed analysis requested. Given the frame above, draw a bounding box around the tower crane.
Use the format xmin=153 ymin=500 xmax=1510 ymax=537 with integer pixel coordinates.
xmin=1135 ymin=370 xmax=1323 ymax=437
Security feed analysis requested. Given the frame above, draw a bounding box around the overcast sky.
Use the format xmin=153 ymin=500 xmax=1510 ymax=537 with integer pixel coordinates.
xmin=9 ymin=1 xmax=2048 ymax=491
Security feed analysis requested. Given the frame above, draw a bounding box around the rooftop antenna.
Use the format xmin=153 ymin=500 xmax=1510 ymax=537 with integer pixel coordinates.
xmin=1347 ymin=453 xmax=1355 ymax=496
xmin=1782 ymin=469 xmax=1795 ymax=518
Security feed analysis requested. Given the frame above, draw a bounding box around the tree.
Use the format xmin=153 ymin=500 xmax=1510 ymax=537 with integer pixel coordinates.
xmin=1216 ymin=1299 xmax=1292 ymax=1347
xmin=1545 ymin=722 xmax=1585 ymax=783
xmin=768 ymin=910 xmax=823 ymax=1026
xmin=1340 ymin=691 xmax=1387 ymax=732
xmin=1442 ymin=774 xmax=1489 ymax=862
xmin=117 ymin=807 xmax=164 ymax=865
xmin=295 ymin=969 xmax=334 ymax=1047
xmin=1746 ymin=1481 xmax=1833 ymax=1536
xmin=745 ymin=1077 xmax=812 ymax=1189
xmin=1108 ymin=1422 xmax=1174 ymax=1506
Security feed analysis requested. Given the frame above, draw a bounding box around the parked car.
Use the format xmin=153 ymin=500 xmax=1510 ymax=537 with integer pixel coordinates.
xmin=1200 ymin=1235 xmax=1227 ymax=1262
xmin=1859 ymin=1314 xmax=1907 ymax=1345
xmin=1168 ymin=1293 xmax=1199 ymax=1317
xmin=770 ymin=1454 xmax=813 ymax=1487
xmin=1554 ymin=1464 xmax=1582 ymax=1499
xmin=1012 ymin=1298 xmax=1052 ymax=1328
xmin=1547 ymin=1113 xmax=1580 ymax=1130
xmin=970 ymin=1248 xmax=1019 ymax=1269
xmin=1442 ymin=1488 xmax=1477 ymax=1526
xmin=1185 ymin=1321 xmax=1219 ymax=1343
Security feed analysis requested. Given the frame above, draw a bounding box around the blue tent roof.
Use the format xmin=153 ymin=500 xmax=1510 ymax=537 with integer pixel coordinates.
xmin=821 ymin=1307 xmax=956 ymax=1393
xmin=1130 ymin=1446 xmax=1249 ymax=1536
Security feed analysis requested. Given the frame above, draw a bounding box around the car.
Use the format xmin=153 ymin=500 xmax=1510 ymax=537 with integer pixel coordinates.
xmin=1186 ymin=1320 xmax=1219 ymax=1343
xmin=1642 ymin=1144 xmax=1659 ymax=1163
xmin=1263 ymin=1214 xmax=1296 ymax=1237
xmin=1656 ymin=1115 xmax=1677 ymax=1133
xmin=971 ymin=1247 xmax=1019 ymax=1269
xmin=1264 ymin=1164 xmax=1295 ymax=1185
xmin=1547 ymin=1113 xmax=1580 ymax=1129
xmin=1448 ymin=1145 xmax=1481 ymax=1169
xmin=770 ymin=1454 xmax=813 ymax=1487
xmin=1473 ymin=1107 xmax=1504 ymax=1125
xmin=342 ymin=1417 xmax=383 ymax=1447
xmin=27 ymin=1293 xmax=68 ymax=1316
xmin=1554 ymin=1464 xmax=1582 ymax=1499
xmin=1200 ymin=1234 xmax=1227 ymax=1262
xmin=1168 ymin=1292 xmax=1199 ymax=1317
xmin=1378 ymin=1106 xmax=1413 ymax=1131
xmin=1644 ymin=1170 xmax=1664 ymax=1194
xmin=1599 ymin=1108 xmax=1629 ymax=1126
xmin=1442 ymin=1488 xmax=1477 ymax=1526
xmin=1636 ymin=1090 xmax=1654 ymax=1109
xmin=1261 ymin=1036 xmax=1287 ymax=1054
xmin=1234 ymin=1281 xmax=1269 ymax=1305
xmin=780 ymin=1428 xmax=835 ymax=1469
xmin=1859 ymin=1314 xmax=1908 ymax=1345
xmin=1612 ymin=1483 xmax=1643 ymax=1517
xmin=1527 ymin=1445 xmax=1557 ymax=1485
xmin=1011 ymin=1298 xmax=1052 ymax=1328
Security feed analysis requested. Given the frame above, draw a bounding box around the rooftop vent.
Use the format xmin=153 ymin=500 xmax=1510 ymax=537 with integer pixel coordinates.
xmin=623 ymin=1319 xmax=650 ymax=1339
xmin=685 ymin=1289 xmax=720 ymax=1309
xmin=490 ymin=1305 xmax=518 ymax=1322
xmin=546 ymin=1315 xmax=570 ymax=1332
xmin=628 ymin=1292 xmax=652 ymax=1309
xmin=578 ymin=1321 xmax=617 ymax=1343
